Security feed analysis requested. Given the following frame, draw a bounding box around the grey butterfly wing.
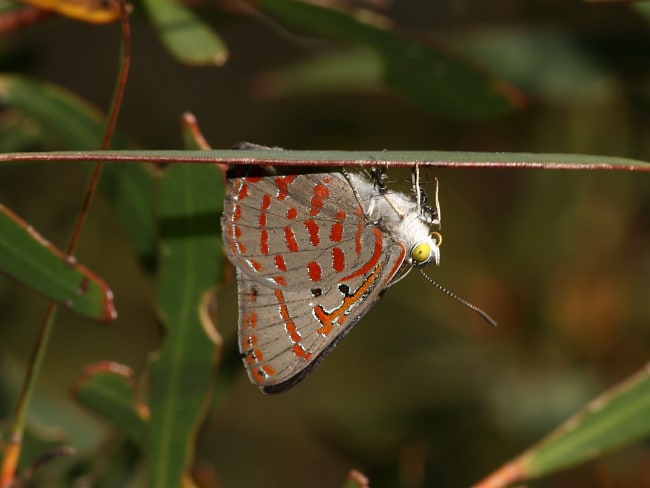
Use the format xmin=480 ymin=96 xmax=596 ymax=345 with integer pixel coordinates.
xmin=235 ymin=236 xmax=407 ymax=393
xmin=222 ymin=173 xmax=387 ymax=289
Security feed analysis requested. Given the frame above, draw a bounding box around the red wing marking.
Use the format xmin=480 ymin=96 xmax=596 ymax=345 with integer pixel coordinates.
xmin=233 ymin=205 xmax=242 ymax=221
xmin=246 ymin=177 xmax=263 ymax=183
xmin=292 ymin=344 xmax=312 ymax=359
xmin=330 ymin=222 xmax=343 ymax=242
xmin=284 ymin=226 xmax=299 ymax=252
xmin=310 ymin=184 xmax=330 ymax=216
xmin=243 ymin=286 xmax=257 ymax=303
xmin=236 ymin=182 xmax=249 ymax=200
xmin=275 ymin=289 xmax=312 ymax=359
xmin=317 ymin=322 xmax=333 ymax=337
xmin=260 ymin=230 xmax=269 ymax=255
xmin=261 ymin=194 xmax=272 ymax=210
xmin=287 ymin=208 xmax=298 ymax=220
xmin=274 ymin=254 xmax=287 ymax=271
xmin=342 ymin=227 xmax=383 ymax=281
xmin=385 ymin=243 xmax=406 ymax=284
xmin=355 ymin=226 xmax=363 ymax=255
xmin=276 ymin=175 xmax=298 ymax=201
xmin=329 ymin=211 xmax=346 ymax=244
xmin=249 ymin=259 xmax=262 ymax=272
xmin=273 ymin=276 xmax=287 ymax=286
xmin=253 ymin=364 xmax=277 ymax=382
xmin=243 ymin=310 xmax=258 ymax=330
xmin=228 ymin=223 xmax=246 ymax=254
xmin=332 ymin=247 xmax=345 ymax=273
xmin=304 ymin=219 xmax=320 ymax=246
xmin=315 ymin=262 xmax=384 ymax=335
xmin=227 ymin=232 xmax=237 ymax=254
xmin=246 ymin=349 xmax=264 ymax=365
xmin=308 ymin=261 xmax=322 ymax=282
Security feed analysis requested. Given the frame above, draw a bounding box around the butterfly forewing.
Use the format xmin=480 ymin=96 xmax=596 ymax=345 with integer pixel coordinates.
xmin=222 ymin=172 xmax=409 ymax=392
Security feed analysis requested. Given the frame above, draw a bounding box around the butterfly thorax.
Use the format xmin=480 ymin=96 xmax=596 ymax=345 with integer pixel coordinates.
xmin=348 ymin=173 xmax=440 ymax=272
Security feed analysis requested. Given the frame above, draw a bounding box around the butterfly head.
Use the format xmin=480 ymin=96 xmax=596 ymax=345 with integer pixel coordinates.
xmin=409 ymin=230 xmax=441 ymax=267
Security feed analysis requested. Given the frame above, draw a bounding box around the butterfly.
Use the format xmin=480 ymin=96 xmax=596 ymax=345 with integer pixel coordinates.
xmin=221 ymin=166 xmax=449 ymax=393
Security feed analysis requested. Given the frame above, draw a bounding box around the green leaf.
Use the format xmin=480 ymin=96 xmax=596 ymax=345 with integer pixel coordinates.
xmin=633 ymin=2 xmax=650 ymax=20
xmin=2 ymin=149 xmax=648 ymax=170
xmin=0 ymin=204 xmax=117 ymax=322
xmin=100 ymin=164 xmax=157 ymax=263
xmin=474 ymin=363 xmax=650 ymax=487
xmin=258 ymin=0 xmax=524 ymax=119
xmin=74 ymin=362 xmax=147 ymax=447
xmin=142 ymin=0 xmax=228 ymax=65
xmin=458 ymin=27 xmax=617 ymax=103
xmin=525 ymin=362 xmax=650 ymax=478
xmin=149 ymin=163 xmax=225 ymax=487
xmin=255 ymin=46 xmax=384 ymax=98
xmin=0 ymin=73 xmax=157 ymax=269
xmin=0 ymin=111 xmax=42 ymax=152
xmin=0 ymin=74 xmax=129 ymax=150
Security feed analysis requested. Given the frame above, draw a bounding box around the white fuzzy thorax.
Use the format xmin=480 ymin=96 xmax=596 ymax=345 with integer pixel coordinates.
xmin=348 ymin=173 xmax=440 ymax=266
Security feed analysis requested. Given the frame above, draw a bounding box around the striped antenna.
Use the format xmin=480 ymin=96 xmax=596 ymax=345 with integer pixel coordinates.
xmin=418 ymin=268 xmax=497 ymax=327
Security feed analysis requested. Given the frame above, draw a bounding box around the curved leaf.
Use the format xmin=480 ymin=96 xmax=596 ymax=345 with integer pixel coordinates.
xmin=0 ymin=205 xmax=116 ymax=322
xmin=474 ymin=362 xmax=650 ymax=487
xmin=258 ymin=0 xmax=524 ymax=119
xmin=142 ymin=0 xmax=228 ymax=66
xmin=74 ymin=362 xmax=146 ymax=446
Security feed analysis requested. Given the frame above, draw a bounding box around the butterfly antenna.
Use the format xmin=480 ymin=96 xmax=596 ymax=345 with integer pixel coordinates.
xmin=433 ymin=176 xmax=441 ymax=227
xmin=418 ymin=268 xmax=497 ymax=327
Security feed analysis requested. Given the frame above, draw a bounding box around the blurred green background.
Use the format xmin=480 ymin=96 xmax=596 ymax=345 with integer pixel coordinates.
xmin=0 ymin=0 xmax=649 ymax=486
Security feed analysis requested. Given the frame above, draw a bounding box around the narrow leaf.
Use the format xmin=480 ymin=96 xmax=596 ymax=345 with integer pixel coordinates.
xmin=0 ymin=74 xmax=129 ymax=150
xmin=255 ymin=46 xmax=384 ymax=98
xmin=73 ymin=362 xmax=147 ymax=447
xmin=149 ymin=163 xmax=225 ymax=487
xmin=0 ymin=204 xmax=116 ymax=322
xmin=14 ymin=0 xmax=120 ymax=23
xmin=258 ymin=0 xmax=524 ymax=119
xmin=142 ymin=0 xmax=228 ymax=65
xmin=0 ymin=74 xmax=157 ymax=270
xmin=2 ymin=149 xmax=648 ymax=171
xmin=100 ymin=164 xmax=157 ymax=263
xmin=526 ymin=363 xmax=650 ymax=477
xmin=474 ymin=362 xmax=650 ymax=487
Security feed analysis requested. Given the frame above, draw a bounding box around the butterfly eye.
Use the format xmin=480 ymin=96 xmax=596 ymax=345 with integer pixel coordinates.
xmin=411 ymin=242 xmax=432 ymax=264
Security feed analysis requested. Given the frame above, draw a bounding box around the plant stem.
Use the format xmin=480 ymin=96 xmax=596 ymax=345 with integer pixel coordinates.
xmin=1 ymin=303 xmax=57 ymax=488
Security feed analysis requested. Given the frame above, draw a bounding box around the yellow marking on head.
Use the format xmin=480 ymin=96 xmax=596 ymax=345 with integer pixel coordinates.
xmin=411 ymin=242 xmax=432 ymax=264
